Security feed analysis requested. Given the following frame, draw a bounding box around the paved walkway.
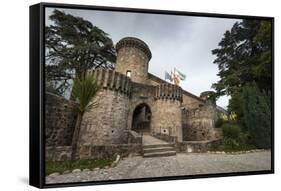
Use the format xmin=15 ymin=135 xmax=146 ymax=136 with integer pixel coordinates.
xmin=142 ymin=134 xmax=170 ymax=145
xmin=46 ymin=151 xmax=271 ymax=184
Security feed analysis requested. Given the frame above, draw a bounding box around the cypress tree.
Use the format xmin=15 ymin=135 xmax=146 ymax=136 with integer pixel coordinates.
xmin=242 ymin=82 xmax=271 ymax=149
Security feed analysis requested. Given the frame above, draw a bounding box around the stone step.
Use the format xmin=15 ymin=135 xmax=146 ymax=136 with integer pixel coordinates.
xmin=143 ymin=143 xmax=175 ymax=149
xmin=143 ymin=150 xmax=176 ymax=158
xmin=143 ymin=146 xmax=175 ymax=153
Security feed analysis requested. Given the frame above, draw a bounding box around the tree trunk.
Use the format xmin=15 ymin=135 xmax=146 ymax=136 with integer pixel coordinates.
xmin=71 ymin=112 xmax=83 ymax=160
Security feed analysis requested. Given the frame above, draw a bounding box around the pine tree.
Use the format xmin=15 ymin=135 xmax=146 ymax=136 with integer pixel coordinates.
xmin=212 ymin=19 xmax=272 ymax=97
xmin=45 ymin=9 xmax=116 ymax=96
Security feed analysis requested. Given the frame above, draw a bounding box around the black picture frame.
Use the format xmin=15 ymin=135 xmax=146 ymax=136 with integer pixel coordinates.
xmin=30 ymin=2 xmax=274 ymax=188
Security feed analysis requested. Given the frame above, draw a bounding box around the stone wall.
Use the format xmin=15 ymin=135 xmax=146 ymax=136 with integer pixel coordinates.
xmin=78 ymin=144 xmax=142 ymax=160
xmin=182 ymin=92 xmax=205 ymax=110
xmin=147 ymin=73 xmax=164 ymax=86
xmin=127 ymin=130 xmax=142 ymax=144
xmin=177 ymin=139 xmax=222 ymax=153
xmin=45 ymin=92 xmax=78 ymax=146
xmin=46 ymin=146 xmax=72 ymax=161
xmin=46 ymin=143 xmax=143 ymax=161
xmin=153 ymin=133 xmax=178 ymax=143
xmin=182 ymin=103 xmax=222 ymax=141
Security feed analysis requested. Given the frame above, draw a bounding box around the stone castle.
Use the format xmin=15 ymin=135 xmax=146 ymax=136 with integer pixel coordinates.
xmin=46 ymin=37 xmax=223 ymax=160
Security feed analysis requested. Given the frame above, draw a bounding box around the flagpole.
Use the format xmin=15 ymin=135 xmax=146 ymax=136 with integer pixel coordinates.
xmin=173 ymin=67 xmax=176 ymax=86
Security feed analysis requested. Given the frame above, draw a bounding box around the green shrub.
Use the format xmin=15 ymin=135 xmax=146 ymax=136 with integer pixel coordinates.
xmin=237 ymin=131 xmax=250 ymax=144
xmin=215 ymin=118 xmax=225 ymax=128
xmin=215 ymin=139 xmax=256 ymax=152
xmin=212 ymin=123 xmax=257 ymax=152
xmin=223 ymin=138 xmax=239 ymax=147
xmin=222 ymin=123 xmax=241 ymax=139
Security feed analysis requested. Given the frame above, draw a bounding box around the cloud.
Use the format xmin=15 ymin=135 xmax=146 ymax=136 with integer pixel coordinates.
xmin=46 ymin=8 xmax=239 ymax=108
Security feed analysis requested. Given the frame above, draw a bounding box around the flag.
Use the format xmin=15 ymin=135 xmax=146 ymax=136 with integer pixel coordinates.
xmin=174 ymin=68 xmax=186 ymax=80
xmin=171 ymin=72 xmax=180 ymax=86
xmin=164 ymin=71 xmax=172 ymax=81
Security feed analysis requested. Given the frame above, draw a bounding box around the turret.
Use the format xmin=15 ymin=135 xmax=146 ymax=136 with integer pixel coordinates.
xmin=76 ymin=69 xmax=132 ymax=159
xmin=151 ymin=83 xmax=183 ymax=142
xmin=200 ymin=91 xmax=216 ymax=105
xmin=115 ymin=37 xmax=152 ymax=84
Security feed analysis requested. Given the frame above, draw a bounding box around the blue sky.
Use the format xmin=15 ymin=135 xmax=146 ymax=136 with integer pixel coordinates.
xmin=46 ymin=8 xmax=239 ymax=108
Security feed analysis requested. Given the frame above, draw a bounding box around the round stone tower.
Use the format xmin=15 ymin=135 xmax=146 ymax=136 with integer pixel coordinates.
xmin=115 ymin=37 xmax=152 ymax=84
xmin=151 ymin=83 xmax=183 ymax=142
xmin=76 ymin=69 xmax=132 ymax=158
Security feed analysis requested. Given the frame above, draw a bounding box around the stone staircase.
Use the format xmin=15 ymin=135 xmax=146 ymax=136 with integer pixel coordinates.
xmin=143 ymin=143 xmax=176 ymax=157
xmin=142 ymin=134 xmax=176 ymax=157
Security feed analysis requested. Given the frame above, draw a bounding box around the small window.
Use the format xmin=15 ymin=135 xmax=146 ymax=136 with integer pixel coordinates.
xmin=126 ymin=70 xmax=131 ymax=78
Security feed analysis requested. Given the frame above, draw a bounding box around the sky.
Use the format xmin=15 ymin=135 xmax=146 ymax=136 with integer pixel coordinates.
xmin=46 ymin=8 xmax=239 ymax=108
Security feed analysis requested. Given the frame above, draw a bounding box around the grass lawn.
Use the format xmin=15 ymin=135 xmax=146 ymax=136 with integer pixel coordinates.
xmin=46 ymin=158 xmax=114 ymax=176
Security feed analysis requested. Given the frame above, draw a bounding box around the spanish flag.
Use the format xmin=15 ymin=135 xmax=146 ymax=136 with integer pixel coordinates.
xmin=171 ymin=72 xmax=180 ymax=86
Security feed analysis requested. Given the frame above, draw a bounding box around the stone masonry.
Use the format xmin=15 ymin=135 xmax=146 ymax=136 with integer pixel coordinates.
xmin=152 ymin=85 xmax=183 ymax=142
xmin=45 ymin=93 xmax=78 ymax=146
xmin=75 ymin=37 xmax=223 ymax=159
xmin=46 ymin=37 xmax=223 ymax=160
xmin=115 ymin=37 xmax=151 ymax=84
xmin=182 ymin=103 xmax=222 ymax=141
xmin=77 ymin=69 xmax=131 ymax=147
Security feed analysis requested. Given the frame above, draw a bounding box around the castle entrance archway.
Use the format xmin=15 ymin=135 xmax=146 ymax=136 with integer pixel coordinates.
xmin=132 ymin=103 xmax=151 ymax=133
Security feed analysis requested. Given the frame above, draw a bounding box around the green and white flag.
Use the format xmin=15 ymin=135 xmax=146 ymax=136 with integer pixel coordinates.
xmin=174 ymin=68 xmax=186 ymax=80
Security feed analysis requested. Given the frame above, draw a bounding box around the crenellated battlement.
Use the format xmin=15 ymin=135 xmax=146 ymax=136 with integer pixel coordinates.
xmin=116 ymin=37 xmax=152 ymax=60
xmin=91 ymin=69 xmax=132 ymax=96
xmin=154 ymin=83 xmax=183 ymax=102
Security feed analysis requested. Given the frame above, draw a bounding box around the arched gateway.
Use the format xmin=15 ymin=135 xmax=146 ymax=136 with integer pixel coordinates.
xmin=132 ymin=103 xmax=152 ymax=133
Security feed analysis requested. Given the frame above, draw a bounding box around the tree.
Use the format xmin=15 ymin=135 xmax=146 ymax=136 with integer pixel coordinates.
xmin=228 ymin=91 xmax=244 ymax=125
xmin=70 ymin=72 xmax=100 ymax=159
xmin=212 ymin=20 xmax=272 ymax=149
xmin=242 ymin=82 xmax=271 ymax=149
xmin=252 ymin=21 xmax=272 ymax=90
xmin=45 ymin=81 xmax=61 ymax=96
xmin=212 ymin=20 xmax=272 ymax=97
xmin=45 ymin=9 xmax=116 ymax=96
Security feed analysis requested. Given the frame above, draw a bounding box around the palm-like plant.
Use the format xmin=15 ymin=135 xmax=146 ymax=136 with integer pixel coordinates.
xmin=71 ymin=72 xmax=100 ymax=159
xmin=71 ymin=72 xmax=100 ymax=113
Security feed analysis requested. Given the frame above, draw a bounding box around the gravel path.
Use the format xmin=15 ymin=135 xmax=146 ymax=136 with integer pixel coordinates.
xmin=46 ymin=151 xmax=271 ymax=184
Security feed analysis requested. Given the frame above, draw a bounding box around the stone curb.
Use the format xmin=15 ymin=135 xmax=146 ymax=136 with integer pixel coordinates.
xmin=207 ymin=149 xmax=269 ymax=155
xmin=111 ymin=155 xmax=121 ymax=168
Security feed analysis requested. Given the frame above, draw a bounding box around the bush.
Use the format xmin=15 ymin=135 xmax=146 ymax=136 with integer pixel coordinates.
xmin=213 ymin=120 xmax=257 ymax=152
xmin=222 ymin=123 xmax=241 ymax=139
xmin=215 ymin=138 xmax=256 ymax=152
xmin=215 ymin=118 xmax=225 ymax=128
